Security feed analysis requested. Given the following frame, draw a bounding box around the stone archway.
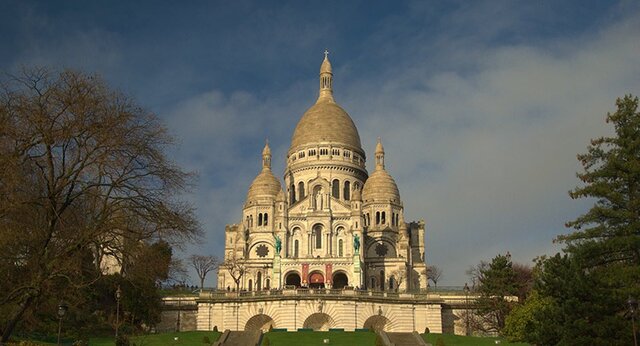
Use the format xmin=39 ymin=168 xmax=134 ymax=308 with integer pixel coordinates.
xmin=309 ymin=271 xmax=325 ymax=288
xmin=332 ymin=272 xmax=349 ymax=289
xmin=363 ymin=315 xmax=390 ymax=331
xmin=285 ymin=272 xmax=301 ymax=287
xmin=303 ymin=312 xmax=334 ymax=331
xmin=245 ymin=314 xmax=275 ymax=332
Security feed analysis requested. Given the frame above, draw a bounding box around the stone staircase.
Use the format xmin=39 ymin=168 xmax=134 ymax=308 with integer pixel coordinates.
xmin=382 ymin=331 xmax=429 ymax=346
xmin=214 ymin=330 xmax=262 ymax=346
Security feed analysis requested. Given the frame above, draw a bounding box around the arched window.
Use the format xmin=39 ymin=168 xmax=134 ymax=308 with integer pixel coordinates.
xmin=246 ymin=216 xmax=250 ymax=227
xmin=264 ymin=213 xmax=268 ymax=226
xmin=332 ymin=179 xmax=340 ymax=198
xmin=381 ymin=211 xmax=386 ymax=224
xmin=380 ymin=270 xmax=385 ymax=290
xmin=371 ymin=277 xmax=376 ymax=289
xmin=338 ymin=239 xmax=343 ymax=257
xmin=250 ymin=215 xmax=253 ymax=227
xmin=343 ymin=181 xmax=351 ymax=200
xmin=298 ymin=181 xmax=305 ymax=200
xmin=257 ymin=272 xmax=262 ymax=291
xmin=376 ymin=212 xmax=380 ymax=225
xmin=395 ymin=214 xmax=399 ymax=227
xmin=314 ymin=225 xmax=322 ymax=249
xmin=391 ymin=213 xmax=395 ymax=226
xmin=294 ymin=240 xmax=299 ymax=258
xmin=258 ymin=213 xmax=263 ymax=226
xmin=248 ymin=279 xmax=253 ymax=291
xmin=389 ymin=276 xmax=395 ymax=290
xmin=266 ymin=278 xmax=270 ymax=290
xmin=290 ymin=184 xmax=296 ymax=203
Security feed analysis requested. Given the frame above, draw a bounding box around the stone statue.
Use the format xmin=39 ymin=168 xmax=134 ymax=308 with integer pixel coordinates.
xmin=273 ymin=233 xmax=282 ymax=255
xmin=315 ymin=190 xmax=323 ymax=209
xmin=353 ymin=234 xmax=360 ymax=252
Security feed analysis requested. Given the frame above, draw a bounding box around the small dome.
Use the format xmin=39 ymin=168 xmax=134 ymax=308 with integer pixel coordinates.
xmin=362 ymin=169 xmax=400 ymax=203
xmin=247 ymin=169 xmax=282 ymax=201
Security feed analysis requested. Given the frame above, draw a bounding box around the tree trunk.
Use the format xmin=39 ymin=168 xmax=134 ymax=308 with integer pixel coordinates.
xmin=1 ymin=295 xmax=35 ymax=344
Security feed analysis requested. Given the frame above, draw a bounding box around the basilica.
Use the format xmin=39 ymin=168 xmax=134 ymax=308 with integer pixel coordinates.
xmin=217 ymin=53 xmax=428 ymax=293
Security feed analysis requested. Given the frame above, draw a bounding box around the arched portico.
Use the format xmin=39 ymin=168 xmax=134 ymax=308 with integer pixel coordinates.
xmin=308 ymin=271 xmax=325 ymax=288
xmin=303 ymin=312 xmax=334 ymax=331
xmin=285 ymin=271 xmax=301 ymax=287
xmin=363 ymin=315 xmax=390 ymax=331
xmin=332 ymin=272 xmax=349 ymax=289
xmin=245 ymin=314 xmax=275 ymax=332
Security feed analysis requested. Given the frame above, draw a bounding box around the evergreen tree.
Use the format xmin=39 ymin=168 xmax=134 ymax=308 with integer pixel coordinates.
xmin=473 ymin=254 xmax=520 ymax=334
xmin=561 ymin=95 xmax=640 ymax=288
xmin=510 ymin=95 xmax=640 ymax=345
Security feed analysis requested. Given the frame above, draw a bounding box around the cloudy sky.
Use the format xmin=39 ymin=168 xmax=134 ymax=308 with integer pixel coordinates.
xmin=3 ymin=0 xmax=639 ymax=287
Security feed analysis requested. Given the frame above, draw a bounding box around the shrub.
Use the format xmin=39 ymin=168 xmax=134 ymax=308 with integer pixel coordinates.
xmin=115 ymin=334 xmax=131 ymax=346
xmin=202 ymin=336 xmax=211 ymax=344
xmin=424 ymin=327 xmax=430 ymax=334
xmin=213 ymin=325 xmax=218 ymax=332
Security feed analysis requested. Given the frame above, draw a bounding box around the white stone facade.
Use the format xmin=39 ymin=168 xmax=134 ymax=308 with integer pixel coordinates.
xmin=206 ymin=53 xmax=438 ymax=333
xmin=217 ymin=53 xmax=428 ymax=294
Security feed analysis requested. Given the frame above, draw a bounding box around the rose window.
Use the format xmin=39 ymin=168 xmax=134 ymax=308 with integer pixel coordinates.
xmin=256 ymin=244 xmax=269 ymax=258
xmin=375 ymin=243 xmax=388 ymax=257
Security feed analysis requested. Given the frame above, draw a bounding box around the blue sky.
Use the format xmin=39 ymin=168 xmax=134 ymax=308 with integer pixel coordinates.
xmin=3 ymin=0 xmax=640 ymax=286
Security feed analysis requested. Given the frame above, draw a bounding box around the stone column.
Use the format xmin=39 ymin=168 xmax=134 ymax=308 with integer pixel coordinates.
xmin=273 ymin=254 xmax=281 ymax=289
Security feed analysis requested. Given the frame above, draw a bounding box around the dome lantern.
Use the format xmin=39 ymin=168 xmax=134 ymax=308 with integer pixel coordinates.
xmin=319 ymin=49 xmax=333 ymax=101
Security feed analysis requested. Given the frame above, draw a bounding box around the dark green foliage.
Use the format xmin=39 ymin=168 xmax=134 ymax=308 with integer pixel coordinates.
xmin=435 ymin=336 xmax=445 ymax=346
xmin=474 ymin=254 xmax=521 ymax=334
xmin=424 ymin=327 xmax=430 ymax=334
xmin=213 ymin=325 xmax=218 ymax=332
xmin=262 ymin=336 xmax=270 ymax=346
xmin=202 ymin=335 xmax=211 ymax=344
xmin=115 ymin=334 xmax=130 ymax=346
xmin=509 ymin=95 xmax=640 ymax=345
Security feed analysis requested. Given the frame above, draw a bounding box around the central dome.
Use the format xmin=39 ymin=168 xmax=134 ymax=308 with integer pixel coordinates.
xmin=290 ymin=98 xmax=362 ymax=150
xmin=289 ymin=53 xmax=362 ymax=153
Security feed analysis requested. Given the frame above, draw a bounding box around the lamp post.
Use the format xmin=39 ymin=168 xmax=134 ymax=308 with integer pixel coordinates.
xmin=463 ymin=283 xmax=470 ymax=336
xmin=629 ymin=296 xmax=638 ymax=346
xmin=56 ymin=301 xmax=68 ymax=346
xmin=115 ymin=286 xmax=122 ymax=339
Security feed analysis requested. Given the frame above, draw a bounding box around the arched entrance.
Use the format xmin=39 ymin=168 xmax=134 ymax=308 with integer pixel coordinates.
xmin=363 ymin=315 xmax=390 ymax=331
xmin=303 ymin=313 xmax=334 ymax=331
xmin=285 ymin=272 xmax=301 ymax=287
xmin=245 ymin=314 xmax=275 ymax=332
xmin=309 ymin=271 xmax=325 ymax=288
xmin=332 ymin=272 xmax=349 ymax=289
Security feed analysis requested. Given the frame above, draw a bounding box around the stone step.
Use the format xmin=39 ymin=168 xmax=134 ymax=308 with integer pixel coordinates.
xmin=220 ymin=330 xmax=262 ymax=346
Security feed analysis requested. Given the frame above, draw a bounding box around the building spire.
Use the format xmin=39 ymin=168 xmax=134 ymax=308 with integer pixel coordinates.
xmin=262 ymin=140 xmax=272 ymax=170
xmin=318 ymin=50 xmax=334 ymax=102
xmin=375 ymin=137 xmax=385 ymax=170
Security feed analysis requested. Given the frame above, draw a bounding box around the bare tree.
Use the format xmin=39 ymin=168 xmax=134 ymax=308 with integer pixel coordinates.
xmin=0 ymin=68 xmax=201 ymax=342
xmin=466 ymin=261 xmax=489 ymax=290
xmin=221 ymin=253 xmax=247 ymax=293
xmin=390 ymin=267 xmax=407 ymax=292
xmin=427 ymin=265 xmax=443 ymax=288
xmin=189 ymin=254 xmax=219 ymax=290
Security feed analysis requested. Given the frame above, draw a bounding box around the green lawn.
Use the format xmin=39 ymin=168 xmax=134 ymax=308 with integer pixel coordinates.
xmin=20 ymin=331 xmax=530 ymax=346
xmin=86 ymin=331 xmax=220 ymax=346
xmin=260 ymin=331 xmax=376 ymax=346
xmin=423 ymin=333 xmax=530 ymax=346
